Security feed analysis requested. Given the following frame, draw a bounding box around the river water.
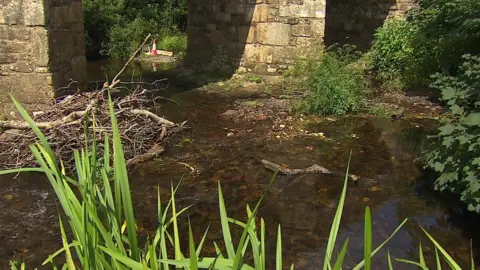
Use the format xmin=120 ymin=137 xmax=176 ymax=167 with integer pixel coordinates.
xmin=0 ymin=60 xmax=478 ymax=269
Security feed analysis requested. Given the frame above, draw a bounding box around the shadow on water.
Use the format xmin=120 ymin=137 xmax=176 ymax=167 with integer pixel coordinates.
xmin=1 ymin=76 xmax=480 ymax=268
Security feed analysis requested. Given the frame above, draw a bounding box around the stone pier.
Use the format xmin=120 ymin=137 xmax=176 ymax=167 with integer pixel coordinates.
xmin=0 ymin=0 xmax=86 ymax=118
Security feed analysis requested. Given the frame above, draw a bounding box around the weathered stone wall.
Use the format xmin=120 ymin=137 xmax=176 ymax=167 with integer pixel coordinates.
xmin=187 ymin=0 xmax=326 ymax=75
xmin=324 ymin=0 xmax=416 ymax=50
xmin=187 ymin=0 xmax=415 ymax=74
xmin=0 ymin=0 xmax=86 ymax=118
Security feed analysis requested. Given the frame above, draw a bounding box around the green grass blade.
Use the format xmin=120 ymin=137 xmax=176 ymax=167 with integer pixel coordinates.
xmin=290 ymin=264 xmax=295 ymax=270
xmin=261 ymin=218 xmax=266 ymax=270
xmin=218 ymin=181 xmax=235 ymax=259
xmin=170 ymin=184 xmax=182 ymax=260
xmin=364 ymin=206 xmax=372 ymax=270
xmin=396 ymin=258 xmax=427 ymax=269
xmin=324 ymin=151 xmax=352 ymax=269
xmin=435 ymin=247 xmax=442 ymax=270
xmin=276 ymin=225 xmax=282 ymax=270
xmin=107 ymin=91 xmax=139 ymax=261
xmin=352 ymin=218 xmax=408 ymax=270
xmin=419 ymin=242 xmax=426 ymax=268
xmin=420 ymin=226 xmax=462 ymax=270
xmin=387 ymin=250 xmax=393 ymax=270
xmin=98 ymin=246 xmax=144 ymax=268
xmin=189 ymin=219 xmax=199 ymax=270
xmin=333 ymin=239 xmax=349 ymax=270
xmin=214 ymin=241 xmax=224 ymax=259
xmin=58 ymin=216 xmax=76 ymax=270
xmin=10 ymin=96 xmax=56 ymax=166
xmin=196 ymin=223 xmax=211 ymax=258
xmin=471 ymin=240 xmax=475 ymax=270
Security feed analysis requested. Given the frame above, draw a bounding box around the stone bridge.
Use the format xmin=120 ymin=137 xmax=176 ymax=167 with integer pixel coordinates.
xmin=0 ymin=0 xmax=414 ymax=118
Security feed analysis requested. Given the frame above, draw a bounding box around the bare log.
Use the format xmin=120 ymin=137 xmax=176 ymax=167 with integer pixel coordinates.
xmin=127 ymin=143 xmax=165 ymax=167
xmin=0 ymin=99 xmax=96 ymax=129
xmin=130 ymin=109 xmax=175 ymax=126
xmin=261 ymin=159 xmax=360 ymax=182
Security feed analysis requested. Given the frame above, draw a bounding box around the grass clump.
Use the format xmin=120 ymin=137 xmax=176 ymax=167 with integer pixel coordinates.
xmin=290 ymin=45 xmax=367 ymax=116
xmin=157 ymin=33 xmax=187 ymax=57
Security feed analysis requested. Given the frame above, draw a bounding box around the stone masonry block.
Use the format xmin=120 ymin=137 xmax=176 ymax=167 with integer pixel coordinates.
xmin=0 ymin=25 xmax=31 ymax=40
xmin=0 ymin=0 xmax=22 ymax=25
xmin=242 ymin=44 xmax=273 ymax=63
xmin=216 ymin=12 xmax=231 ymax=22
xmin=310 ymin=19 xmax=324 ymax=37
xmin=22 ymin=0 xmax=46 ymax=26
xmin=256 ymin=23 xmax=291 ymax=46
xmin=239 ymin=26 xmax=255 ymax=44
xmin=291 ymin=23 xmax=311 ymax=37
xmin=0 ymin=72 xmax=54 ymax=104
xmin=0 ymin=40 xmax=31 ymax=54
xmin=252 ymin=5 xmax=271 ymax=22
xmin=279 ymin=0 xmax=326 ymax=18
xmin=32 ymin=28 xmax=49 ymax=67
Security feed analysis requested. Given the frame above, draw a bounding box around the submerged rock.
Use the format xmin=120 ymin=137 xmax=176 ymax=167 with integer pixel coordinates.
xmin=220 ymin=109 xmax=239 ymax=118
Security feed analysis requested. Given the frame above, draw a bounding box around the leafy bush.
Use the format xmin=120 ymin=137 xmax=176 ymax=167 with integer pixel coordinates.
xmin=404 ymin=0 xmax=480 ymax=86
xmin=425 ymin=55 xmax=480 ymax=212
xmin=157 ymin=33 xmax=188 ymax=57
xmin=370 ymin=18 xmax=413 ymax=91
xmin=370 ymin=0 xmax=480 ymax=88
xmin=293 ymin=46 xmax=366 ymax=116
xmin=83 ymin=0 xmax=188 ymax=59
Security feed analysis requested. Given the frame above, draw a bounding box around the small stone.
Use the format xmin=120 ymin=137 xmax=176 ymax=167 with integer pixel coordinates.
xmin=4 ymin=194 xmax=14 ymax=200
xmin=279 ymin=124 xmax=285 ymax=129
xmin=227 ymin=132 xmax=234 ymax=137
xmin=239 ymin=185 xmax=247 ymax=190
xmin=221 ymin=109 xmax=239 ymax=118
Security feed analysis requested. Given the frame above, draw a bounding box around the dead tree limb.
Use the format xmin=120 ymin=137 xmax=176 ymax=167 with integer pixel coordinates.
xmin=261 ymin=159 xmax=360 ymax=182
xmin=0 ymin=99 xmax=96 ymax=129
xmin=130 ymin=109 xmax=175 ymax=126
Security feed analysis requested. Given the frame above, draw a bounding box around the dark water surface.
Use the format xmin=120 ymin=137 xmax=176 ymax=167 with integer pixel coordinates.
xmin=0 ymin=61 xmax=478 ymax=269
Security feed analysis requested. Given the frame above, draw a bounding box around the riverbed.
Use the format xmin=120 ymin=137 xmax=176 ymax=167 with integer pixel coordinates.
xmin=0 ymin=60 xmax=478 ymax=269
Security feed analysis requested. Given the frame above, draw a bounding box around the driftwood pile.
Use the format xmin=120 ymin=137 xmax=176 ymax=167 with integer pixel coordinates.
xmin=0 ymin=34 xmax=187 ymax=170
xmin=0 ymin=87 xmax=185 ymax=170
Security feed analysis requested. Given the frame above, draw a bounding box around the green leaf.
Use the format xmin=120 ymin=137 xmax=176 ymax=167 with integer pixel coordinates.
xmin=333 ymin=239 xmax=350 ymax=270
xmin=218 ymin=181 xmax=235 ymax=259
xmin=420 ymin=226 xmax=462 ymax=270
xmin=463 ymin=113 xmax=480 ymax=126
xmin=387 ymin=250 xmax=393 ymax=270
xmin=276 ymin=225 xmax=282 ymax=270
xmin=364 ymin=206 xmax=372 ymax=270
xmin=189 ymin=219 xmax=199 ymax=270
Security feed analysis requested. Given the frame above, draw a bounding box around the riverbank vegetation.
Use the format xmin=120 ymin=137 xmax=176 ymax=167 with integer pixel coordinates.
xmin=83 ymin=0 xmax=187 ymax=59
xmin=3 ymin=93 xmax=473 ymax=269
xmin=369 ymin=0 xmax=480 ymax=212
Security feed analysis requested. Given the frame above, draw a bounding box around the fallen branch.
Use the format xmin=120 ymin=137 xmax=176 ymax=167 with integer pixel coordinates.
xmin=261 ymin=159 xmax=360 ymax=182
xmin=130 ymin=109 xmax=175 ymax=126
xmin=0 ymin=99 xmax=96 ymax=129
xmin=127 ymin=143 xmax=165 ymax=167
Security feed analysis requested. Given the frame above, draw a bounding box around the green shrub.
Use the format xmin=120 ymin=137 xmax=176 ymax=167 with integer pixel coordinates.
xmin=157 ymin=33 xmax=188 ymax=56
xmin=293 ymin=46 xmax=366 ymax=116
xmin=106 ymin=18 xmax=155 ymax=59
xmin=370 ymin=0 xmax=480 ymax=88
xmin=370 ymin=18 xmax=413 ymax=90
xmin=404 ymin=0 xmax=480 ymax=86
xmin=425 ymin=54 xmax=480 ymax=212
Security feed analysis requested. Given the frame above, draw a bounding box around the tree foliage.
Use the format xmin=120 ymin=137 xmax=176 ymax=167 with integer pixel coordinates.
xmin=83 ymin=0 xmax=188 ymax=59
xmin=370 ymin=0 xmax=480 ymax=88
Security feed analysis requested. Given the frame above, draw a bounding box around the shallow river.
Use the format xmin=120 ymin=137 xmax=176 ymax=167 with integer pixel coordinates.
xmin=0 ymin=60 xmax=478 ymax=269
